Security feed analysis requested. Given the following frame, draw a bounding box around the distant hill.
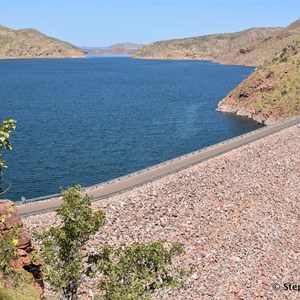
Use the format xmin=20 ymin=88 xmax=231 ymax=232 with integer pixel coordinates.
xmin=217 ymin=39 xmax=300 ymax=124
xmin=287 ymin=18 xmax=300 ymax=30
xmin=134 ymin=20 xmax=300 ymax=66
xmin=107 ymin=42 xmax=143 ymax=50
xmin=0 ymin=25 xmax=84 ymax=59
xmin=84 ymin=43 xmax=143 ymax=56
xmin=87 ymin=48 xmax=136 ymax=55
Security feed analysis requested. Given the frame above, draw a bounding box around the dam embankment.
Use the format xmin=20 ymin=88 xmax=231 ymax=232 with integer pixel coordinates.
xmin=22 ymin=119 xmax=300 ymax=299
xmin=17 ymin=115 xmax=300 ymax=217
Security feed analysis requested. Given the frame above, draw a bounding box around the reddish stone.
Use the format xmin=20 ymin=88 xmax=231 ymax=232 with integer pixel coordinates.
xmin=17 ymin=249 xmax=28 ymax=257
xmin=0 ymin=199 xmax=43 ymax=293
xmin=17 ymin=232 xmax=32 ymax=250
xmin=0 ymin=200 xmax=23 ymax=229
xmin=19 ymin=255 xmax=32 ymax=266
xmin=10 ymin=258 xmax=24 ymax=271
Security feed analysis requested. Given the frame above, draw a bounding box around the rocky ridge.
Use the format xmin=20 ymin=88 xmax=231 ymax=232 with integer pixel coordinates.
xmin=0 ymin=25 xmax=84 ymax=59
xmin=134 ymin=19 xmax=300 ymax=67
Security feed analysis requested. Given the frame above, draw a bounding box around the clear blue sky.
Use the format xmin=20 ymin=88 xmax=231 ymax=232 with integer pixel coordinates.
xmin=0 ymin=0 xmax=299 ymax=47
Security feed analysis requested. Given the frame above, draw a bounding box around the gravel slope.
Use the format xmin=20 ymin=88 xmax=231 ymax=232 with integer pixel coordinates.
xmin=23 ymin=124 xmax=300 ymax=299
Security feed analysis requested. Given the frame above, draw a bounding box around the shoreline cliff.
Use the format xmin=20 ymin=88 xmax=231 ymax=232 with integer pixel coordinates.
xmin=216 ymin=42 xmax=300 ymax=124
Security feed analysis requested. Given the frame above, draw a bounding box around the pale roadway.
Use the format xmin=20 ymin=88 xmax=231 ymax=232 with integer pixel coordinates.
xmin=17 ymin=115 xmax=300 ymax=217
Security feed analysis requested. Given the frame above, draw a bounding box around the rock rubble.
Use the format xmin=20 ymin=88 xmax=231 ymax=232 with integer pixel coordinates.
xmin=23 ymin=125 xmax=300 ymax=299
xmin=216 ymin=103 xmax=278 ymax=125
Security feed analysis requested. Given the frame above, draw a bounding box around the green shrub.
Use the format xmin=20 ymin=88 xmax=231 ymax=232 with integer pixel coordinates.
xmin=36 ymin=185 xmax=105 ymax=300
xmin=0 ymin=226 xmax=20 ymax=278
xmin=0 ymin=203 xmax=21 ymax=280
xmin=0 ymin=118 xmax=16 ymax=194
xmin=89 ymin=242 xmax=188 ymax=300
xmin=37 ymin=185 xmax=191 ymax=300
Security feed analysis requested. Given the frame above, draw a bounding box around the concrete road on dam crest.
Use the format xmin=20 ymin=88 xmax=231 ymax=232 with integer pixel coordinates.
xmin=17 ymin=115 xmax=300 ymax=217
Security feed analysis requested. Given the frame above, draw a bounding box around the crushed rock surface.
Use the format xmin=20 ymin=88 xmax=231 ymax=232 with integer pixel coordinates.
xmin=23 ymin=125 xmax=300 ymax=300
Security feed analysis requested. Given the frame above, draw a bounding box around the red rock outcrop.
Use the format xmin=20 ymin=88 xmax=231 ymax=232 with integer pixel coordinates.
xmin=0 ymin=200 xmax=43 ymax=294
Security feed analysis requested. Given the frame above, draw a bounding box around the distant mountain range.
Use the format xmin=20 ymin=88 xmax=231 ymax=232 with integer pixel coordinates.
xmin=82 ymin=43 xmax=143 ymax=55
xmin=134 ymin=19 xmax=300 ymax=67
xmin=86 ymin=48 xmax=135 ymax=55
xmin=81 ymin=43 xmax=143 ymax=51
xmin=106 ymin=42 xmax=144 ymax=50
xmin=0 ymin=25 xmax=84 ymax=59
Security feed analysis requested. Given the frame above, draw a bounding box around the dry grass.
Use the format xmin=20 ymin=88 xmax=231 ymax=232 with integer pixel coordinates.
xmin=135 ymin=19 xmax=300 ymax=67
xmin=0 ymin=25 xmax=84 ymax=58
xmin=219 ymin=40 xmax=300 ymax=120
xmin=0 ymin=274 xmax=40 ymax=300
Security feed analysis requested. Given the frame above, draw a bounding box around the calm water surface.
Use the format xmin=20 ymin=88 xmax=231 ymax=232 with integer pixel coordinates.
xmin=0 ymin=57 xmax=261 ymax=201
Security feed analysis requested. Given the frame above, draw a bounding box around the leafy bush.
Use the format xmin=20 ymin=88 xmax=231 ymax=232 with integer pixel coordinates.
xmin=0 ymin=226 xmax=20 ymax=278
xmin=89 ymin=242 xmax=188 ymax=300
xmin=37 ymin=185 xmax=105 ymax=300
xmin=0 ymin=203 xmax=21 ymax=280
xmin=37 ymin=185 xmax=190 ymax=300
xmin=0 ymin=118 xmax=16 ymax=194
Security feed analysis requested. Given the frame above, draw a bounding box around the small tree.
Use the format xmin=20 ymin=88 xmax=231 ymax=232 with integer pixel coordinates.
xmin=0 ymin=118 xmax=18 ymax=277
xmin=0 ymin=118 xmax=16 ymax=194
xmin=88 ymin=242 xmax=188 ymax=300
xmin=38 ymin=185 xmax=191 ymax=300
xmin=37 ymin=185 xmax=105 ymax=300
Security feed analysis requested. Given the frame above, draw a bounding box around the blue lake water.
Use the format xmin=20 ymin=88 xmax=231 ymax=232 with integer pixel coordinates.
xmin=0 ymin=57 xmax=261 ymax=201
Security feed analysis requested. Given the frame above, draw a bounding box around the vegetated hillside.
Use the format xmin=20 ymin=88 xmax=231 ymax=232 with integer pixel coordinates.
xmin=217 ymin=40 xmax=300 ymax=124
xmin=0 ymin=25 xmax=84 ymax=59
xmin=134 ymin=19 xmax=300 ymax=66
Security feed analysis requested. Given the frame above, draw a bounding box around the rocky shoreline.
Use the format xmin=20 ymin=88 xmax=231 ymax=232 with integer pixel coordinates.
xmin=22 ymin=124 xmax=300 ymax=299
xmin=0 ymin=56 xmax=85 ymax=60
xmin=216 ymin=42 xmax=300 ymax=125
xmin=216 ymin=103 xmax=279 ymax=125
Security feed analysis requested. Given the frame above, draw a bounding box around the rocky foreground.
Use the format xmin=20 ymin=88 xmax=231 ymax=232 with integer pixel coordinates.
xmin=23 ymin=124 xmax=300 ymax=299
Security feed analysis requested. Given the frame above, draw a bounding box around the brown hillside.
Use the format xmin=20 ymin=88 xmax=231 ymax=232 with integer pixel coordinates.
xmin=134 ymin=20 xmax=300 ymax=66
xmin=217 ymin=40 xmax=300 ymax=124
xmin=0 ymin=25 xmax=84 ymax=59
